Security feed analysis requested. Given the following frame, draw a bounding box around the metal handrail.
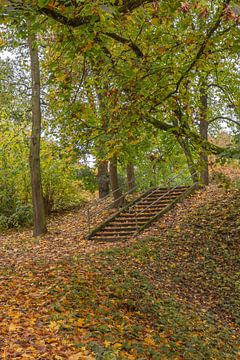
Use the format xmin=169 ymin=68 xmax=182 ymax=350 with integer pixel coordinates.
xmin=128 ymin=166 xmax=192 ymax=210
xmin=90 ymin=184 xmax=137 ymax=219
xmin=88 ymin=185 xmax=125 ymax=209
xmin=86 ymin=164 xmax=197 ymax=234
xmin=131 ymin=172 xmax=198 ymax=230
xmin=86 ymin=179 xmax=138 ymax=234
xmin=89 ymin=164 xmax=194 ymax=209
xmin=87 ymin=170 xmax=142 ymax=209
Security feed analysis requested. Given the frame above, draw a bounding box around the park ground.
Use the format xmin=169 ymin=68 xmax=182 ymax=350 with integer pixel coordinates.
xmin=0 ymin=178 xmax=239 ymax=359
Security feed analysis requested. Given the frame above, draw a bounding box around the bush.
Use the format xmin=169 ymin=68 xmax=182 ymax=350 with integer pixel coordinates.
xmin=8 ymin=202 xmax=33 ymax=228
xmin=0 ymin=122 xmax=87 ymax=229
xmin=41 ymin=143 xmax=85 ymax=212
xmin=0 ymin=203 xmax=32 ymax=231
xmin=0 ymin=215 xmax=9 ymax=231
xmin=77 ymin=166 xmax=98 ymax=193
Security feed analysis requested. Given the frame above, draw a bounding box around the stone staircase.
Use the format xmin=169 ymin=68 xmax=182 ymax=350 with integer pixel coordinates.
xmin=87 ymin=184 xmax=197 ymax=242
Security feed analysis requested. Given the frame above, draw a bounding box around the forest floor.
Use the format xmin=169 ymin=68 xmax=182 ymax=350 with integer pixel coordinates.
xmin=0 ymin=181 xmax=239 ymax=359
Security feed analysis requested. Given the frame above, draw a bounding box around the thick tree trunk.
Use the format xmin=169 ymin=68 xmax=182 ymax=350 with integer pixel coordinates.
xmin=110 ymin=157 xmax=124 ymax=208
xmin=199 ymin=85 xmax=209 ymax=186
xmin=97 ymin=160 xmax=110 ymax=198
xmin=126 ymin=163 xmax=136 ymax=192
xmin=28 ymin=30 xmax=47 ymax=236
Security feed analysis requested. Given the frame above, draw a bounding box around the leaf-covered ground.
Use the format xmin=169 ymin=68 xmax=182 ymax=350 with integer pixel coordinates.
xmin=0 ymin=185 xmax=239 ymax=359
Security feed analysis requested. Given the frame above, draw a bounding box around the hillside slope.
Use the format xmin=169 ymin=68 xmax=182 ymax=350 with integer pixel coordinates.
xmin=0 ymin=185 xmax=239 ymax=359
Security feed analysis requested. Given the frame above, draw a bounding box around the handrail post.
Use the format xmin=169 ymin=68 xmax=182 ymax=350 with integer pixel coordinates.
xmin=135 ymin=206 xmax=138 ymax=232
xmin=136 ymin=170 xmax=198 ymax=219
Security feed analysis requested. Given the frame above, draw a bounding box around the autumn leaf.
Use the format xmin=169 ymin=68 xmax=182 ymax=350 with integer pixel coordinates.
xmin=48 ymin=321 xmax=60 ymax=332
xmin=75 ymin=318 xmax=85 ymax=327
xmin=9 ymin=323 xmax=17 ymax=332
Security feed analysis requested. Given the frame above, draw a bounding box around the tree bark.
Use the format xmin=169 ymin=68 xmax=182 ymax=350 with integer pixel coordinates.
xmin=199 ymin=84 xmax=209 ymax=186
xmin=110 ymin=157 xmax=124 ymax=207
xmin=97 ymin=160 xmax=110 ymax=198
xmin=126 ymin=163 xmax=136 ymax=192
xmin=28 ymin=30 xmax=47 ymax=236
xmin=178 ymin=138 xmax=199 ymax=184
xmin=89 ymin=66 xmax=110 ymax=199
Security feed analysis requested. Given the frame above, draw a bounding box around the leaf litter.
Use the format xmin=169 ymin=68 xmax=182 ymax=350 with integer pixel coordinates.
xmin=0 ymin=184 xmax=239 ymax=359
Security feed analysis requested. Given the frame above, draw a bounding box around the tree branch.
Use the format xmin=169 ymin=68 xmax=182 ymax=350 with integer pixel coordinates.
xmin=209 ymin=116 xmax=240 ymax=126
xmin=103 ymin=32 xmax=144 ymax=58
xmin=39 ymin=0 xmax=154 ymax=27
xmin=207 ymin=82 xmax=237 ymax=110
xmin=150 ymin=0 xmax=231 ymax=109
xmin=145 ymin=116 xmax=226 ymax=155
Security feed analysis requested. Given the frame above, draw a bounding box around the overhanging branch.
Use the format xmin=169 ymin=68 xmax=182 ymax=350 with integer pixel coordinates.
xmin=209 ymin=116 xmax=240 ymax=126
xmin=39 ymin=0 xmax=154 ymax=27
xmin=150 ymin=0 xmax=231 ymax=110
xmin=146 ymin=116 xmax=226 ymax=155
xmin=103 ymin=32 xmax=144 ymax=58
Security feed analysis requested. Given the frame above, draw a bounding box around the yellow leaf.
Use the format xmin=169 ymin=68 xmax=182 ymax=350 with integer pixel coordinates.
xmin=0 ymin=38 xmax=5 ymax=47
xmin=65 ymin=146 xmax=73 ymax=152
xmin=126 ymin=14 xmax=136 ymax=23
xmin=69 ymin=350 xmax=95 ymax=360
xmin=76 ymin=318 xmax=85 ymax=327
xmin=83 ymin=42 xmax=94 ymax=52
xmin=104 ymin=340 xmax=111 ymax=348
xmin=9 ymin=323 xmax=17 ymax=331
xmin=57 ymin=73 xmax=67 ymax=82
xmin=48 ymin=321 xmax=60 ymax=332
xmin=144 ymin=335 xmax=156 ymax=347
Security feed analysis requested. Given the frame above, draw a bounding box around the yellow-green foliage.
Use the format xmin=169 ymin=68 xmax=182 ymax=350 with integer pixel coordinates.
xmin=0 ymin=120 xmax=84 ymax=229
xmin=41 ymin=141 xmax=84 ymax=211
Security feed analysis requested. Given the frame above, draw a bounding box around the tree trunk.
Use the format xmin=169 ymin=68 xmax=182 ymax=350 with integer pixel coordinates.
xmin=110 ymin=157 xmax=124 ymax=207
xmin=126 ymin=163 xmax=136 ymax=192
xmin=97 ymin=160 xmax=110 ymax=198
xmin=199 ymin=84 xmax=209 ymax=186
xmin=28 ymin=30 xmax=47 ymax=236
xmin=178 ymin=138 xmax=199 ymax=184
xmin=90 ymin=70 xmax=110 ymax=199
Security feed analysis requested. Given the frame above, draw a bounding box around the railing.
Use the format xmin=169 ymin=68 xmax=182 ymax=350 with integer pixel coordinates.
xmin=86 ymin=180 xmax=138 ymax=234
xmin=130 ymin=170 xmax=198 ymax=232
xmin=86 ymin=165 xmax=198 ymax=237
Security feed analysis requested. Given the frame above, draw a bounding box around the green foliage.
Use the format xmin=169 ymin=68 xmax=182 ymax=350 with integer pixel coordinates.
xmin=0 ymin=202 xmax=33 ymax=230
xmin=41 ymin=142 xmax=84 ymax=212
xmin=0 ymin=119 xmax=86 ymax=229
xmin=37 ymin=0 xmax=50 ymax=8
xmin=77 ymin=166 xmax=98 ymax=193
xmin=1 ymin=0 xmax=240 ymax=235
xmin=211 ymin=171 xmax=232 ymax=189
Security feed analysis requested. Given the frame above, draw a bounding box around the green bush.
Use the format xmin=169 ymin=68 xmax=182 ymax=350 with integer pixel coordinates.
xmin=41 ymin=142 xmax=85 ymax=212
xmin=0 ymin=122 xmax=86 ymax=230
xmin=8 ymin=202 xmax=33 ymax=228
xmin=77 ymin=166 xmax=98 ymax=193
xmin=0 ymin=203 xmax=32 ymax=230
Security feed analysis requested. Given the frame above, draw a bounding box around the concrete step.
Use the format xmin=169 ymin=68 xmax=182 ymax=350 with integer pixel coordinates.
xmin=104 ymin=226 xmax=137 ymax=232
xmin=87 ymin=185 xmax=191 ymax=241
xmin=97 ymin=230 xmax=136 ymax=236
xmin=92 ymin=236 xmax=129 ymax=242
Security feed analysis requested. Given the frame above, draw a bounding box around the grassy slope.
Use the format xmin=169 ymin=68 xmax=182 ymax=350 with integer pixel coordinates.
xmin=0 ymin=186 xmax=239 ymax=359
